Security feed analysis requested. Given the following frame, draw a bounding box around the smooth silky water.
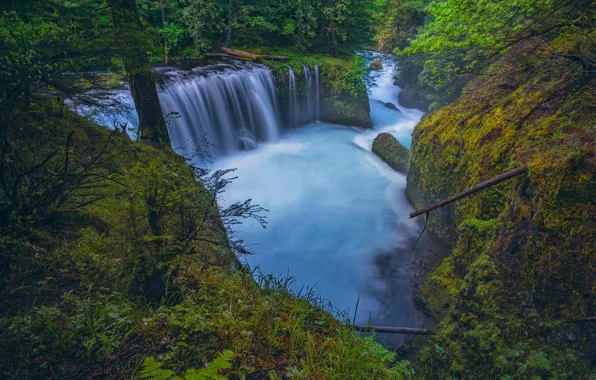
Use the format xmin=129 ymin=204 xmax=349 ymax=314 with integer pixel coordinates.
xmin=76 ymin=55 xmax=428 ymax=343
xmin=214 ymin=55 xmax=427 ymax=339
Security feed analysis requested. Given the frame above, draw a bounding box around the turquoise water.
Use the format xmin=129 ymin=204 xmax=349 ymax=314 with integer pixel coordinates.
xmin=214 ymin=55 xmax=427 ymax=329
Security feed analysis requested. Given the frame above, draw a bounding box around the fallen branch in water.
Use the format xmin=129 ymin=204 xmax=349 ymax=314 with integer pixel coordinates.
xmin=353 ymin=325 xmax=435 ymax=335
xmin=410 ymin=166 xmax=529 ymax=219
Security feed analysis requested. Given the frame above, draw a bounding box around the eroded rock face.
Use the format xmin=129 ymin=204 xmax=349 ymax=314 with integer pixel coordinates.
xmin=406 ymin=48 xmax=596 ymax=378
xmin=372 ymin=132 xmax=409 ymax=173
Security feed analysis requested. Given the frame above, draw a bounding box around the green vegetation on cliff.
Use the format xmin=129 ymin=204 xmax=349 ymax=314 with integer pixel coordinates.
xmin=261 ymin=52 xmax=373 ymax=128
xmin=400 ymin=0 xmax=596 ymax=377
xmin=0 ymin=106 xmax=410 ymax=378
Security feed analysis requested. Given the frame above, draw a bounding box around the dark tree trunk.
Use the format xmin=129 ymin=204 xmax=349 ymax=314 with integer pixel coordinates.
xmin=108 ymin=0 xmax=170 ymax=146
xmin=159 ymin=0 xmax=169 ymax=65
xmin=226 ymin=0 xmax=233 ymax=47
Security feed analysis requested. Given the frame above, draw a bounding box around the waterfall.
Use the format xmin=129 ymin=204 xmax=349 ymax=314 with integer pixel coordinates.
xmin=288 ymin=66 xmax=298 ymax=127
xmin=160 ymin=65 xmax=280 ymax=155
xmin=73 ymin=64 xmax=281 ymax=156
xmin=315 ymin=64 xmax=320 ymax=120
xmin=303 ymin=65 xmax=313 ymax=121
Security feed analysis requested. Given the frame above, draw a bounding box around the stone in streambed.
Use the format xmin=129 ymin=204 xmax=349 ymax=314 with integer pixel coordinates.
xmin=385 ymin=102 xmax=399 ymax=111
xmin=372 ymin=133 xmax=409 ymax=173
xmin=369 ymin=60 xmax=383 ymax=71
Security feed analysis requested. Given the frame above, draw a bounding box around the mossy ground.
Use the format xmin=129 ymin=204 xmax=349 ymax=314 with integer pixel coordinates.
xmin=407 ymin=39 xmax=596 ymax=378
xmin=0 ymin=107 xmax=409 ymax=379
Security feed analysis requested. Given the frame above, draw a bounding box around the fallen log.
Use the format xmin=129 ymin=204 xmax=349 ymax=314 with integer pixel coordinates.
xmin=221 ymin=47 xmax=290 ymax=61
xmin=353 ymin=325 xmax=435 ymax=335
xmin=410 ymin=166 xmax=529 ymax=219
xmin=222 ymin=47 xmax=259 ymax=60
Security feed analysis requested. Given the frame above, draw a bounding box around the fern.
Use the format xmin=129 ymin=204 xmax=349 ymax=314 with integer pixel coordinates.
xmin=184 ymin=350 xmax=234 ymax=380
xmin=139 ymin=351 xmax=234 ymax=380
xmin=139 ymin=357 xmax=178 ymax=380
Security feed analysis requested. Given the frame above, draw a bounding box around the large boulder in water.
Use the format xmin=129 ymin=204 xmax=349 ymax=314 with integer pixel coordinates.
xmin=369 ymin=60 xmax=383 ymax=71
xmin=385 ymin=102 xmax=399 ymax=111
xmin=372 ymin=133 xmax=409 ymax=173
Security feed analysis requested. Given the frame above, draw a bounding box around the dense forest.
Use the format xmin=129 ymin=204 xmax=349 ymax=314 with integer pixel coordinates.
xmin=1 ymin=0 xmax=595 ymax=378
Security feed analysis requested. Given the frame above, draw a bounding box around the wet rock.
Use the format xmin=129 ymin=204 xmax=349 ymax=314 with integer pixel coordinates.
xmin=372 ymin=133 xmax=409 ymax=173
xmin=385 ymin=102 xmax=399 ymax=111
xmin=369 ymin=60 xmax=383 ymax=71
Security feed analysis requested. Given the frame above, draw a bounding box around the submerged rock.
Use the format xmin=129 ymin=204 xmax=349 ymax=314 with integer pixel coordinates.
xmin=385 ymin=102 xmax=399 ymax=111
xmin=372 ymin=133 xmax=409 ymax=173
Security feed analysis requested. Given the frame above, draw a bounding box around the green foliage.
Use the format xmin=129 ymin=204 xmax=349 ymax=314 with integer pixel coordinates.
xmin=140 ymin=351 xmax=233 ymax=379
xmin=407 ymin=25 xmax=596 ymax=377
xmin=138 ymin=0 xmax=377 ymax=56
xmin=0 ymin=105 xmax=407 ymax=378
xmin=381 ymin=0 xmax=595 ymax=109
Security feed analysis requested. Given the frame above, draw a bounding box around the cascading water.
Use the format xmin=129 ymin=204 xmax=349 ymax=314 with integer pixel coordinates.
xmin=285 ymin=65 xmax=320 ymax=127
xmin=315 ymin=64 xmax=320 ymax=120
xmin=288 ymin=67 xmax=298 ymax=127
xmin=160 ymin=65 xmax=280 ymax=155
xmin=303 ymin=65 xmax=313 ymax=121
xmin=74 ymin=63 xmax=281 ymax=156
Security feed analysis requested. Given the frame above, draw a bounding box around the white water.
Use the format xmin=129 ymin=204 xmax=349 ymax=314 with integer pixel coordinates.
xmin=215 ymin=54 xmax=427 ymax=332
xmin=73 ymin=63 xmax=282 ymax=156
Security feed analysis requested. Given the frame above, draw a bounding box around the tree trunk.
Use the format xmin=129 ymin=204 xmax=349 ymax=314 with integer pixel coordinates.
xmin=108 ymin=0 xmax=170 ymax=146
xmin=159 ymin=0 xmax=169 ymax=65
xmin=226 ymin=0 xmax=233 ymax=47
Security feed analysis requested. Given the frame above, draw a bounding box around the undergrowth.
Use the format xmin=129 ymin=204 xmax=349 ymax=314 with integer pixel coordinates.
xmin=0 ymin=107 xmax=409 ymax=379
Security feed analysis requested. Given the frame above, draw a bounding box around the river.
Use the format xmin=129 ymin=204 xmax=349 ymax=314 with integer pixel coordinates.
xmin=77 ymin=54 xmax=431 ymax=345
xmin=213 ymin=54 xmax=428 ymax=343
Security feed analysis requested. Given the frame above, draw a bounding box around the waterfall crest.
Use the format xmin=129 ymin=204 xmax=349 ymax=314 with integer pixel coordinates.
xmin=160 ymin=64 xmax=280 ymax=155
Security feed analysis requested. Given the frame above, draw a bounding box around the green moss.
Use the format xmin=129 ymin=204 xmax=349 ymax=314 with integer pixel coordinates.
xmin=261 ymin=54 xmax=372 ymax=128
xmin=408 ymin=41 xmax=596 ymax=377
xmin=372 ymin=132 xmax=409 ymax=173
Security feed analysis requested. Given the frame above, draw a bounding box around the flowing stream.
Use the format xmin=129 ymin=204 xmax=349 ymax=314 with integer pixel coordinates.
xmin=214 ymin=54 xmax=428 ymax=342
xmin=77 ymin=54 xmax=429 ymax=344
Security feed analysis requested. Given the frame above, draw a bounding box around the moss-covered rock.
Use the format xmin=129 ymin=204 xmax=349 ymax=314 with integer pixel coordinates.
xmin=372 ymin=133 xmax=409 ymax=173
xmin=408 ymin=41 xmax=596 ymax=378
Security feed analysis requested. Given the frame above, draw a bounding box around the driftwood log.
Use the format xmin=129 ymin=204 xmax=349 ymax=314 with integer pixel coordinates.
xmin=221 ymin=47 xmax=290 ymax=61
xmin=410 ymin=166 xmax=529 ymax=219
xmin=353 ymin=325 xmax=435 ymax=335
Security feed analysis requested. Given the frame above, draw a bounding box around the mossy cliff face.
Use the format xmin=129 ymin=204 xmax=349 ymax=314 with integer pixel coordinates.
xmin=263 ymin=56 xmax=372 ymax=128
xmin=372 ymin=133 xmax=409 ymax=173
xmin=407 ymin=43 xmax=596 ymax=377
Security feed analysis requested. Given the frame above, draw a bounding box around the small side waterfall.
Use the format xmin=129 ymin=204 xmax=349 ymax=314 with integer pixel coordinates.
xmin=303 ymin=65 xmax=313 ymax=121
xmin=160 ymin=65 xmax=280 ymax=155
xmin=315 ymin=64 xmax=320 ymax=120
xmin=288 ymin=67 xmax=298 ymax=127
xmin=285 ymin=65 xmax=320 ymax=127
